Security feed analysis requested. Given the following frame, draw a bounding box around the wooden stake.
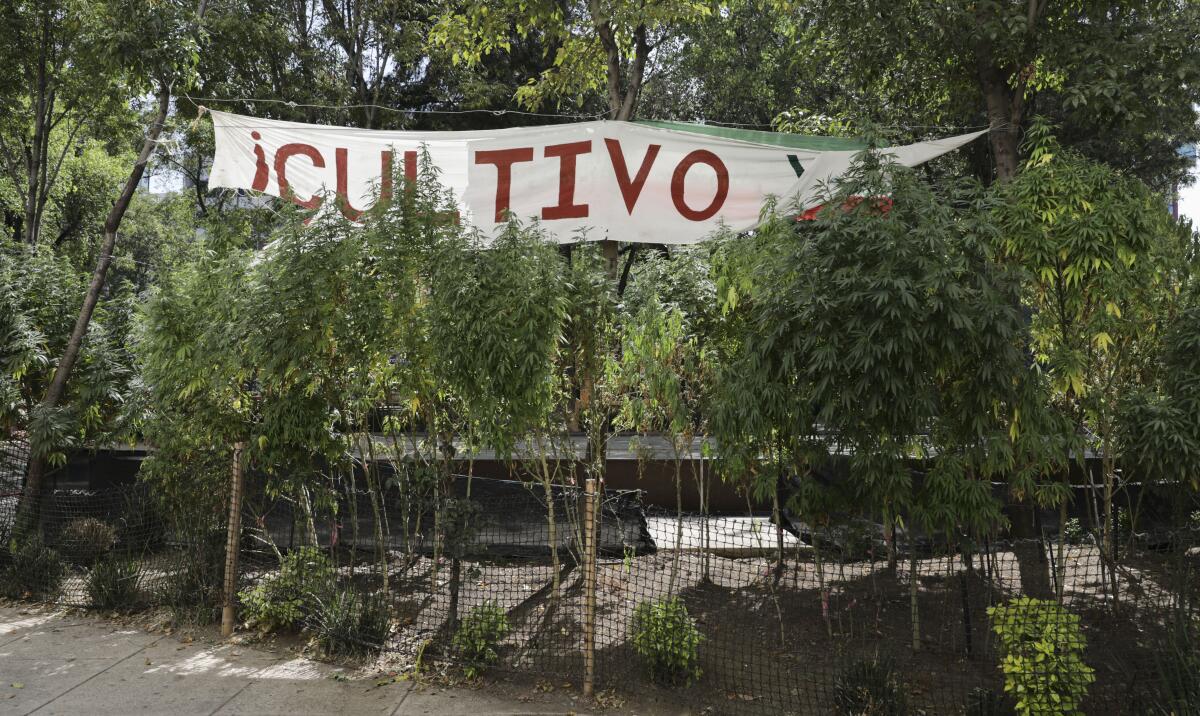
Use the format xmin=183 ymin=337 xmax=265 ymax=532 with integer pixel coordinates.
xmin=221 ymin=442 xmax=246 ymax=639
xmin=582 ymin=477 xmax=599 ymax=697
xmin=600 ymin=239 xmax=619 ymax=278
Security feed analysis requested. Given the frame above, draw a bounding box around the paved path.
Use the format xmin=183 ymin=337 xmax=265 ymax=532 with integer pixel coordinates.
xmin=0 ymin=606 xmax=598 ymax=716
xmin=644 ymin=516 xmax=803 ymax=555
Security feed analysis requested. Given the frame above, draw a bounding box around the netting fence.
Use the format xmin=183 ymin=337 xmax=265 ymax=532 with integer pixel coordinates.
xmin=3 ymin=456 xmax=1199 ymax=714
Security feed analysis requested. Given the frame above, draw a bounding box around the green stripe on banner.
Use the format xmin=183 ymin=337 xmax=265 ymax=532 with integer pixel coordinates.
xmin=634 ymin=120 xmax=870 ymax=152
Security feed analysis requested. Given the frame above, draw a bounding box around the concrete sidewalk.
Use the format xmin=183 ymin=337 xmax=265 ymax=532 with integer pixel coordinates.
xmin=0 ymin=606 xmax=597 ymax=716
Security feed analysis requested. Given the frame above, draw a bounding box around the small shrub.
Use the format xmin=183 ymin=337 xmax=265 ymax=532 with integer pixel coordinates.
xmin=1 ymin=538 xmax=65 ymax=599
xmin=452 ymin=601 xmax=511 ymax=678
xmin=57 ymin=517 xmax=117 ymax=565
xmin=631 ymin=597 xmax=703 ymax=686
xmin=88 ymin=557 xmax=141 ymax=610
xmin=1150 ymin=611 xmax=1200 ymax=714
xmin=1061 ymin=518 xmax=1087 ymax=545
xmin=239 ymin=546 xmax=335 ymax=633
xmin=988 ymin=597 xmax=1095 ymax=716
xmin=158 ymin=530 xmax=226 ymax=624
xmin=832 ymin=657 xmax=909 ymax=716
xmin=441 ymin=498 xmax=483 ymax=560
xmin=311 ymin=589 xmax=391 ymax=657
xmin=116 ymin=490 xmax=164 ymax=553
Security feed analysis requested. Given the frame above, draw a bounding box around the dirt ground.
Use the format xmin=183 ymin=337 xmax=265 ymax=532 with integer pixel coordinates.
xmin=344 ymin=543 xmax=1186 ymax=715
xmin=21 ymin=534 xmax=1192 ymax=715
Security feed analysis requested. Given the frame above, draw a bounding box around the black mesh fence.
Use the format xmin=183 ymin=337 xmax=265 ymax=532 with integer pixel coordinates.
xmin=3 ymin=460 xmax=1200 ymax=714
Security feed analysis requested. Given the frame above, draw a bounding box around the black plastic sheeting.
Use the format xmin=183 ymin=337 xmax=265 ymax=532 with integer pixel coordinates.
xmin=249 ymin=475 xmax=657 ymax=560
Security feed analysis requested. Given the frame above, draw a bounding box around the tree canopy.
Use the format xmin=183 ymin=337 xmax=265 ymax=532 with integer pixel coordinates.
xmin=0 ymin=0 xmax=1195 ymax=603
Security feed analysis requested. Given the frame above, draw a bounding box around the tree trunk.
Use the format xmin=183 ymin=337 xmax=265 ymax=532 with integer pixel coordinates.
xmin=884 ymin=501 xmax=898 ymax=573
xmin=978 ymin=65 xmax=1022 ymax=182
xmin=668 ymin=455 xmax=683 ymax=595
xmin=960 ymin=542 xmax=974 ymax=657
xmin=697 ymin=454 xmax=710 ymax=583
xmin=615 ymin=25 xmax=648 ymax=122
xmin=814 ymin=528 xmax=831 ymax=637
xmin=910 ymin=530 xmax=920 ymax=652
xmin=1102 ymin=443 xmax=1120 ymax=610
xmin=363 ymin=427 xmax=388 ymax=594
xmin=538 ymin=440 xmax=561 ymax=610
xmin=588 ymin=2 xmax=647 ymax=122
xmin=23 ymin=21 xmax=49 ymax=245
xmin=447 ymin=556 xmax=462 ymax=631
xmin=15 ymin=84 xmax=172 ymax=538
xmin=1055 ymin=499 xmax=1067 ymax=603
xmin=971 ymin=0 xmax=1032 ymax=184
xmin=772 ymin=469 xmax=785 ymax=584
xmin=1010 ymin=503 xmax=1054 ymax=598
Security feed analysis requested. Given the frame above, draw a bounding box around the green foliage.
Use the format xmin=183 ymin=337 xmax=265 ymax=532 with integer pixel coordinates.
xmin=87 ymin=556 xmax=141 ymax=610
xmin=239 ymin=546 xmax=335 ymax=633
xmin=0 ymin=246 xmax=135 ymax=466
xmin=431 ymin=0 xmax=713 ymax=116
xmin=832 ymin=657 xmax=909 ymax=716
xmin=311 ymin=589 xmax=391 ymax=658
xmin=439 ymin=498 xmax=483 ymax=560
xmin=57 ymin=517 xmax=117 ymax=566
xmin=41 ymin=139 xmax=133 ymax=260
xmin=711 ymin=149 xmax=1040 ymax=532
xmin=427 ymin=219 xmax=568 ymax=456
xmin=1 ymin=538 xmax=65 ymax=599
xmin=964 ymin=687 xmax=1005 ymax=716
xmin=190 ymin=2 xmax=442 ymax=132
xmin=793 ymin=0 xmax=1200 ymax=187
xmin=988 ymin=598 xmax=1095 ymax=716
xmin=1148 ymin=610 xmax=1200 ymax=715
xmin=452 ymin=601 xmax=511 ymax=679
xmin=135 ymin=153 xmax=469 ymax=532
xmin=1061 ymin=518 xmax=1087 ymax=546
xmin=631 ymin=597 xmax=703 ymax=686
xmin=998 ymin=123 xmax=1192 ymax=559
xmin=1120 ymin=294 xmax=1200 ymax=493
xmin=115 ymin=488 xmax=164 ymax=553
xmin=134 ymin=242 xmax=251 ymax=527
xmin=638 ymin=0 xmax=839 ymax=128
xmin=998 ymin=123 xmax=1182 ymax=408
xmin=612 ymin=250 xmax=713 ymax=441
xmin=562 ymin=242 xmax=618 ymax=439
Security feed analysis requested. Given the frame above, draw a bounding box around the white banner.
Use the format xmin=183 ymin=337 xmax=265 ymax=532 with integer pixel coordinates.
xmin=208 ymin=110 xmax=986 ymax=244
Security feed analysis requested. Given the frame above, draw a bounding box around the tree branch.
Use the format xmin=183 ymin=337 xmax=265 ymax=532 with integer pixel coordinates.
xmin=587 ymin=0 xmax=622 ymax=118
xmin=0 ymin=136 xmax=29 ymax=203
xmin=616 ymin=24 xmax=649 ymax=121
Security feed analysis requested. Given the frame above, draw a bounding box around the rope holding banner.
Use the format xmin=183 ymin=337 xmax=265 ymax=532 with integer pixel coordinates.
xmin=188 ymin=105 xmax=209 ymax=134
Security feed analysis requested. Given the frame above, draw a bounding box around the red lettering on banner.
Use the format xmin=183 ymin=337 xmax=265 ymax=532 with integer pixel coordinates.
xmin=275 ymin=143 xmax=325 ymax=210
xmin=475 ymin=147 xmax=534 ymax=222
xmin=380 ymin=150 xmax=394 ymax=204
xmin=335 ymin=148 xmax=395 ymax=220
xmin=796 ymin=196 xmax=894 ymax=221
xmin=251 ymin=132 xmax=270 ymax=192
xmin=541 ymin=140 xmax=591 ymax=220
xmin=403 ymin=150 xmax=417 ymax=187
xmin=396 ymin=149 xmax=460 ymax=224
xmin=670 ymin=150 xmax=729 ymax=221
xmin=604 ymin=139 xmax=660 ymax=214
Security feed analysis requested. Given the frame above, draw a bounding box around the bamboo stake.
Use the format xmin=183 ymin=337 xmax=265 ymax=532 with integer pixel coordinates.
xmin=910 ymin=531 xmax=920 ymax=652
xmin=582 ymin=477 xmax=599 ymax=698
xmin=221 ymin=442 xmax=246 ymax=639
